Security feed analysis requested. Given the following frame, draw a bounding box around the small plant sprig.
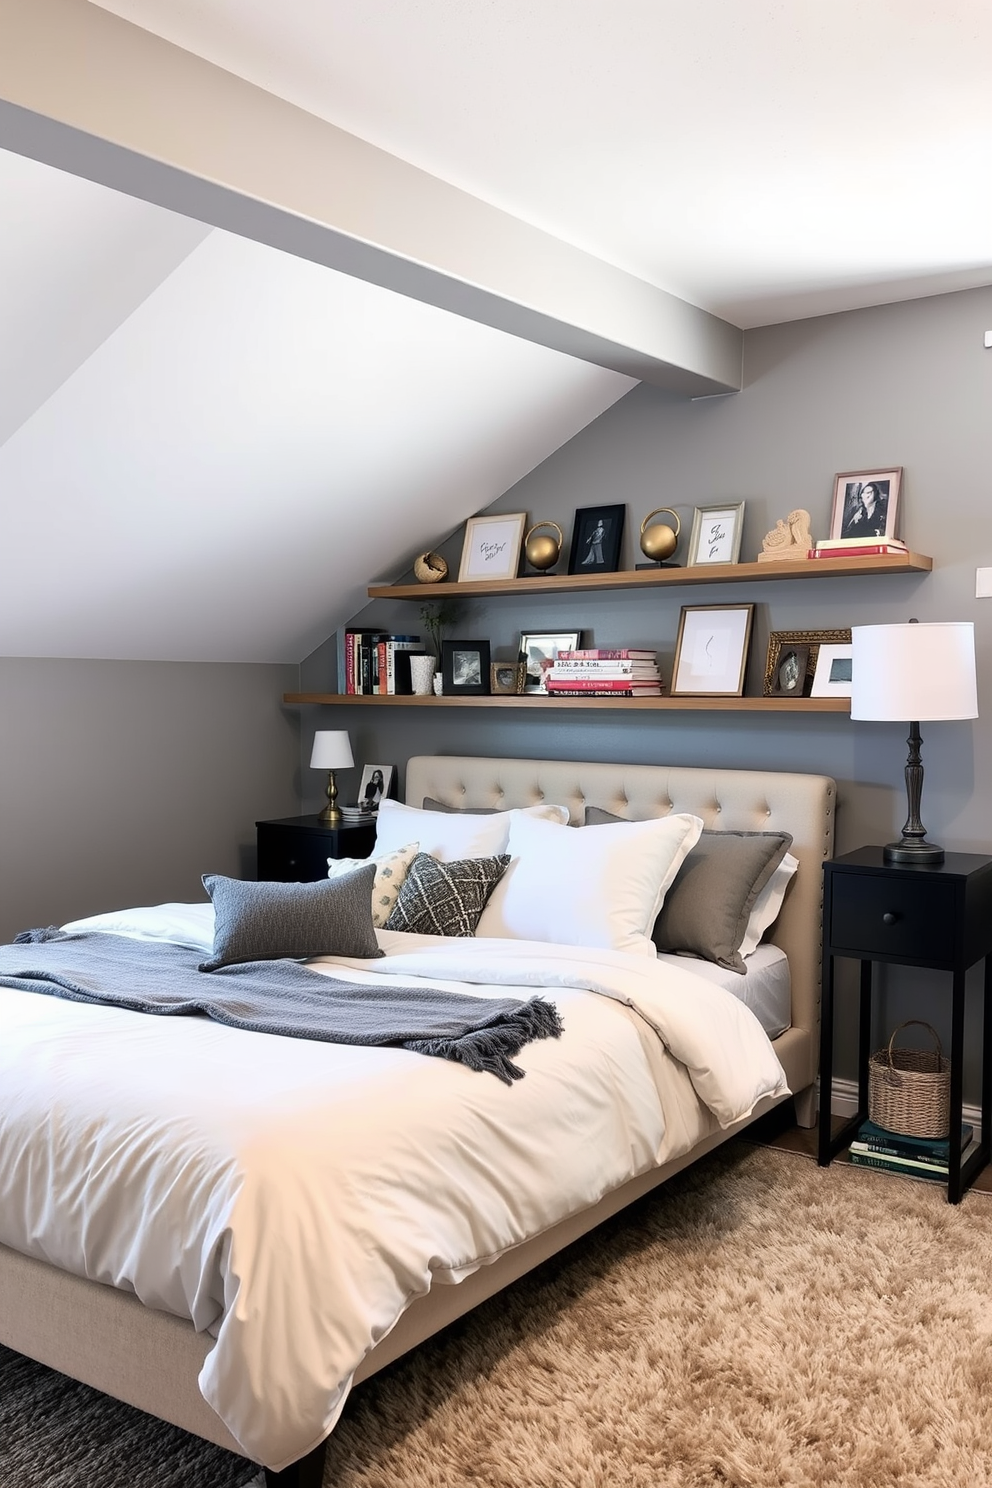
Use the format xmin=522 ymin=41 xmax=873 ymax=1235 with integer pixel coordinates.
xmin=418 ymin=597 xmax=463 ymax=658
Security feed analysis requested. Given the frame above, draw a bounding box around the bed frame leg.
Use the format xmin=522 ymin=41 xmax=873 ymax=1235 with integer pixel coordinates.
xmin=794 ymin=1084 xmax=817 ymax=1129
xmin=263 ymin=1440 xmax=327 ymax=1488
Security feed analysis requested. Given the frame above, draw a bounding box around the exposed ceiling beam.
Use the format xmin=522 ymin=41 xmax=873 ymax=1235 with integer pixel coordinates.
xmin=0 ymin=0 xmax=742 ymax=397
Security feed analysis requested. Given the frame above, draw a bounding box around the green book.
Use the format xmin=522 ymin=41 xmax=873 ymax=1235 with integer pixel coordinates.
xmin=848 ymin=1150 xmax=949 ymax=1181
xmin=853 ymin=1118 xmax=973 ymax=1166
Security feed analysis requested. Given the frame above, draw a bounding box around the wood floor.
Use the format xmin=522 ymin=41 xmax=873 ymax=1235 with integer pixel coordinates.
xmin=743 ymin=1099 xmax=992 ymax=1196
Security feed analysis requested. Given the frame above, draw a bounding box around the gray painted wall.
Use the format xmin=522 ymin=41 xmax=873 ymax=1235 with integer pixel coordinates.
xmin=0 ymin=657 xmax=299 ymax=942
xmin=303 ymin=282 xmax=992 ymax=1095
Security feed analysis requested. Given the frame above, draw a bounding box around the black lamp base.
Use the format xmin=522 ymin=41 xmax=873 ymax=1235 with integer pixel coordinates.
xmin=883 ymin=837 xmax=945 ymax=866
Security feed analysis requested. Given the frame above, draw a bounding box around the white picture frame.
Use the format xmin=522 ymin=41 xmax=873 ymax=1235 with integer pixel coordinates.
xmin=810 ymin=643 xmax=854 ymax=698
xmin=458 ymin=512 xmax=527 ymax=583
xmin=687 ymin=503 xmax=745 ymax=566
xmin=357 ymin=764 xmax=394 ymax=808
xmin=671 ymin=604 xmax=754 ymax=697
xmin=518 ymin=630 xmax=581 ymax=693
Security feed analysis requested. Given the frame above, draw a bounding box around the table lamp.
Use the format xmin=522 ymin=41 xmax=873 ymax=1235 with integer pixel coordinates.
xmin=851 ymin=620 xmax=978 ymax=865
xmin=310 ymin=730 xmax=354 ymax=826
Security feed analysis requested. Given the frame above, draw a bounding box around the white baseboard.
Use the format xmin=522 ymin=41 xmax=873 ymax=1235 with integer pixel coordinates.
xmin=824 ymin=1077 xmax=981 ymax=1129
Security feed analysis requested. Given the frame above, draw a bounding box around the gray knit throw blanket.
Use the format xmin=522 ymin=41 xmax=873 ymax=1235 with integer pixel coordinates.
xmin=2 ymin=929 xmax=563 ymax=1084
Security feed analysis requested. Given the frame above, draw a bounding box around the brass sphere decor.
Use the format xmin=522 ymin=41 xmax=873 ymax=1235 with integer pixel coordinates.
xmin=524 ymin=521 xmax=564 ymax=573
xmin=639 ymin=507 xmax=681 ymax=565
xmin=413 ymin=551 xmax=448 ymax=584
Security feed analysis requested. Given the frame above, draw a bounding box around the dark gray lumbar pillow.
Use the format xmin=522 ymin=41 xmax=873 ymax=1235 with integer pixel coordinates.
xmin=386 ymin=853 xmax=511 ymax=937
xmin=423 ymin=797 xmax=501 ymax=815
xmin=650 ymin=830 xmax=794 ymax=972
xmin=200 ymin=864 xmax=383 ymax=970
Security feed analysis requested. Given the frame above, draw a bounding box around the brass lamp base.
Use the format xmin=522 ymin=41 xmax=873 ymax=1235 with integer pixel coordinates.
xmin=318 ymin=769 xmax=341 ymax=826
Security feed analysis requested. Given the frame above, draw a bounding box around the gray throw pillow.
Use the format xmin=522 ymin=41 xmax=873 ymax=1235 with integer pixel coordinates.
xmin=385 ymin=853 xmax=510 ymax=937
xmin=200 ymin=865 xmax=383 ymax=970
xmin=423 ymin=797 xmax=501 ymax=815
xmin=651 ymin=830 xmax=794 ymax=972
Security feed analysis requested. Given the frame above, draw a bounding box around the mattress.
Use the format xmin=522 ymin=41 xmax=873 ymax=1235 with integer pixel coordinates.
xmin=1 ymin=909 xmax=789 ymax=1470
xmin=656 ymin=943 xmax=791 ymax=1039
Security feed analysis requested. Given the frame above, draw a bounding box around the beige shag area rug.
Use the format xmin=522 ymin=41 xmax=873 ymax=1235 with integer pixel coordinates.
xmin=322 ymin=1141 xmax=992 ymax=1488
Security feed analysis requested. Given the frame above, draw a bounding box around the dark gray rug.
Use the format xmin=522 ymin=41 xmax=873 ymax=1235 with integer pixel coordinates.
xmin=0 ymin=1344 xmax=257 ymax=1488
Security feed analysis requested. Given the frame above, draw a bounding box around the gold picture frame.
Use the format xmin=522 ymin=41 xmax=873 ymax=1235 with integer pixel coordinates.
xmin=763 ymin=629 xmax=852 ymax=697
xmin=490 ymin=661 xmax=527 ymax=695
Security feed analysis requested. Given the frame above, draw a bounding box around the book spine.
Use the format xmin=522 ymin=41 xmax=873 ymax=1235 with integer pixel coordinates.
xmin=547 ymin=677 xmax=661 ymax=690
xmin=344 ymin=632 xmax=356 ymax=694
xmin=548 ymin=687 xmax=662 ymax=697
xmin=378 ymin=641 xmax=390 ymax=695
xmin=551 ymin=662 xmax=657 ymax=674
xmin=850 ymin=1141 xmax=952 ymax=1168
xmin=809 ymin=545 xmax=904 ymax=559
xmin=847 ymin=1151 xmax=946 ymax=1181
xmin=558 ymin=649 xmax=654 ymax=660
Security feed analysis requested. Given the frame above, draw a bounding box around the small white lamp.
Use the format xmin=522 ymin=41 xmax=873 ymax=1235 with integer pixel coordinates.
xmin=851 ymin=620 xmax=978 ymax=864
xmin=310 ymin=730 xmax=354 ymax=826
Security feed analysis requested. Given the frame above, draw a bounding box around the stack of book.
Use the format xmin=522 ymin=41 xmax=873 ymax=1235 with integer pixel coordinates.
xmin=847 ymin=1117 xmax=976 ymax=1182
xmin=344 ymin=630 xmax=424 ymax=694
xmin=808 ymin=537 xmax=908 ymax=560
xmin=545 ymin=648 xmax=663 ymax=698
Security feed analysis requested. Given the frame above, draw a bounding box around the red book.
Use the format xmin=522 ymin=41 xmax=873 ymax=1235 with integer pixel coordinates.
xmin=548 ymin=687 xmax=663 ymax=698
xmin=547 ymin=677 xmax=663 ymax=691
xmin=808 ymin=545 xmax=906 ymax=559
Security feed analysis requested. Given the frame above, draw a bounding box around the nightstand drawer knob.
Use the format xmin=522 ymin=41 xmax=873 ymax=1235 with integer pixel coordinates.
xmin=882 ymin=911 xmax=900 ymax=926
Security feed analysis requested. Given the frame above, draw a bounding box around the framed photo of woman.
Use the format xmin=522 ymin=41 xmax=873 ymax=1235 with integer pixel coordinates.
xmin=567 ymin=505 xmax=626 ymax=575
xmin=829 ymin=468 xmax=902 ymax=542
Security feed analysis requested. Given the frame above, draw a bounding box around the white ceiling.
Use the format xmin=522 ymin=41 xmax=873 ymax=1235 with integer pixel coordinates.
xmin=92 ymin=0 xmax=992 ymax=327
xmin=2 ymin=1 xmax=990 ymax=662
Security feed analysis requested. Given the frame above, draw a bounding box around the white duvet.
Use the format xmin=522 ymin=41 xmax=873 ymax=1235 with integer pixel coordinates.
xmin=0 ymin=906 xmax=788 ymax=1470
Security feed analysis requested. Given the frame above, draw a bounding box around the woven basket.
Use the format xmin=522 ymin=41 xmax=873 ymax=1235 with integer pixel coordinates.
xmin=868 ymin=1019 xmax=950 ymax=1139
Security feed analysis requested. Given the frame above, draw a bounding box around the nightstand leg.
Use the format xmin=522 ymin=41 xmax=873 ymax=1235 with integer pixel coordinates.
xmin=984 ymin=955 xmax=992 ymax=1160
xmin=818 ymin=954 xmax=835 ymax=1165
xmin=948 ymin=966 xmax=966 ymax=1203
xmin=857 ymin=959 xmax=872 ymax=1117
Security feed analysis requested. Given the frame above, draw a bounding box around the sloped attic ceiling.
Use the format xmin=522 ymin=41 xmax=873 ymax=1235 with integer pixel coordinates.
xmin=0 ymin=151 xmax=635 ymax=662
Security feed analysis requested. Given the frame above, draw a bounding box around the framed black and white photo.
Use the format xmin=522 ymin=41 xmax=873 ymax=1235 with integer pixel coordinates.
xmin=762 ymin=629 xmax=851 ymax=697
xmin=490 ymin=661 xmax=527 ymax=695
xmin=810 ymin=642 xmax=854 ymax=698
xmin=567 ymin=504 xmax=625 ymax=575
xmin=671 ymin=604 xmax=754 ymax=697
xmin=518 ymin=630 xmax=581 ymax=693
xmin=829 ymin=468 xmax=902 ymax=542
xmin=457 ymin=512 xmax=526 ymax=583
xmin=686 ymin=503 xmax=745 ymax=566
xmin=357 ymin=764 xmax=394 ymax=809
xmin=441 ymin=639 xmax=492 ymax=695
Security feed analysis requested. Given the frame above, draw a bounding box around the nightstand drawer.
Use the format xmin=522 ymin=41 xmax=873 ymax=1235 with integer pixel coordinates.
xmin=828 ymin=873 xmax=957 ymax=963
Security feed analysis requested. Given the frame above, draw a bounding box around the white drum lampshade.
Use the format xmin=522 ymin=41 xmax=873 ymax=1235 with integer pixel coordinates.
xmin=851 ymin=622 xmax=978 ymax=864
xmin=310 ymin=730 xmax=354 ymax=826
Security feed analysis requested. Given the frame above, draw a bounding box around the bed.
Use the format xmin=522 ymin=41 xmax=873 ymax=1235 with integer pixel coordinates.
xmin=0 ymin=754 xmax=835 ymax=1487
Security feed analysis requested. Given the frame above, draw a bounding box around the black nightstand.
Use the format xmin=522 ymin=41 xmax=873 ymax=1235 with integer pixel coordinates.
xmin=256 ymin=815 xmax=377 ymax=882
xmin=818 ymin=847 xmax=992 ymax=1202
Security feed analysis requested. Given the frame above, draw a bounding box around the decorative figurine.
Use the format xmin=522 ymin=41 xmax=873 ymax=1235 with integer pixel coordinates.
xmin=523 ymin=521 xmax=563 ymax=572
xmin=413 ymin=551 xmax=448 ymax=584
xmin=757 ymin=509 xmax=813 ymax=562
xmin=638 ymin=507 xmax=681 ymax=566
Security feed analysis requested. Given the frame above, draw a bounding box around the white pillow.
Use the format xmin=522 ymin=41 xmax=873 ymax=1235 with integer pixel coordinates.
xmin=475 ymin=810 xmax=704 ymax=956
xmin=739 ymin=852 xmax=799 ymax=958
xmin=372 ymin=798 xmax=569 ymax=862
xmin=326 ymin=840 xmax=419 ymax=928
xmin=60 ymin=901 xmax=215 ymax=951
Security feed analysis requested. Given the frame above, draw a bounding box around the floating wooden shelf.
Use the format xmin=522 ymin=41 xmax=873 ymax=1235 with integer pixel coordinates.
xmin=284 ymin=692 xmax=851 ymax=713
xmin=366 ymin=552 xmax=931 ymax=601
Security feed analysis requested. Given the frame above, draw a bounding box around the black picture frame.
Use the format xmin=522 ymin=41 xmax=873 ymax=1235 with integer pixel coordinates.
xmin=567 ymin=503 xmax=626 ymax=575
xmin=441 ymin=639 xmax=491 ymax=696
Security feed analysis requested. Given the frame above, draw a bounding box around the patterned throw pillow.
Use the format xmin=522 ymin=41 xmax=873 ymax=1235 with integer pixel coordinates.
xmin=327 ymin=841 xmax=420 ymax=928
xmin=385 ymin=853 xmax=511 ymax=937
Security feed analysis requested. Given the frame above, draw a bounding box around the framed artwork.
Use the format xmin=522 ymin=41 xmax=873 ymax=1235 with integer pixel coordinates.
xmin=671 ymin=604 xmax=754 ymax=696
xmin=441 ymin=639 xmax=492 ymax=695
xmin=458 ymin=512 xmax=526 ymax=583
xmin=518 ymin=630 xmax=581 ymax=693
xmin=810 ymin=643 xmax=854 ymax=698
xmin=357 ymin=764 xmax=394 ymax=808
xmin=686 ymin=503 xmax=745 ymax=566
xmin=490 ymin=661 xmax=527 ymax=695
xmin=762 ymin=629 xmax=851 ymax=697
xmin=567 ymin=504 xmax=626 ymax=575
xmin=767 ymin=641 xmax=812 ymax=699
xmin=829 ymin=468 xmax=902 ymax=542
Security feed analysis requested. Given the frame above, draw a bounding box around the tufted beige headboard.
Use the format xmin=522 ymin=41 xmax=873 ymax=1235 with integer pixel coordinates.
xmin=405 ymin=754 xmax=836 ymax=1105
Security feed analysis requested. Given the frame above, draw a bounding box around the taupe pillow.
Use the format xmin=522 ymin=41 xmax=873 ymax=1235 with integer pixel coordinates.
xmin=584 ymin=812 xmax=793 ymax=973
xmin=200 ymin=866 xmax=383 ymax=970
xmin=385 ymin=853 xmax=510 ymax=937
xmin=423 ymin=797 xmax=501 ymax=814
